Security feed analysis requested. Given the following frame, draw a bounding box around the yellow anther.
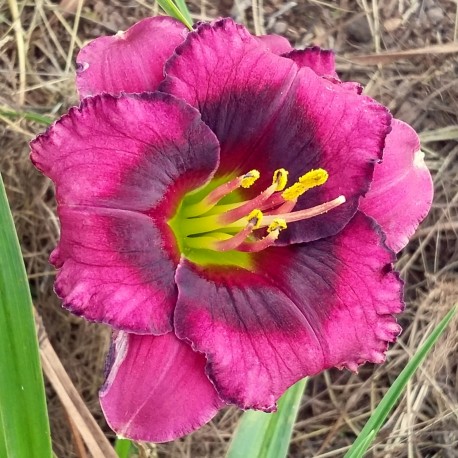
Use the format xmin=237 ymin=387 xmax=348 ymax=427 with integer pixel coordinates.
xmin=267 ymin=218 xmax=287 ymax=233
xmin=281 ymin=182 xmax=307 ymax=201
xmin=241 ymin=170 xmax=260 ymax=188
xmin=298 ymin=168 xmax=328 ymax=190
xmin=247 ymin=209 xmax=263 ymax=229
xmin=281 ymin=168 xmax=329 ymax=201
xmin=272 ymin=168 xmax=289 ymax=191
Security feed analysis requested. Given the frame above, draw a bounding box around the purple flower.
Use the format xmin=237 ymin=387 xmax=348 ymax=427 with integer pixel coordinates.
xmin=30 ymin=17 xmax=433 ymax=442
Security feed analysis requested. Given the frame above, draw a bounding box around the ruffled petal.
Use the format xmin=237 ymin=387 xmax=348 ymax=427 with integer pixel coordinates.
xmin=30 ymin=93 xmax=219 ymax=332
xmin=100 ymin=331 xmax=224 ymax=442
xmin=76 ymin=16 xmax=187 ymax=98
xmin=50 ymin=207 xmax=176 ymax=333
xmin=283 ymin=47 xmax=338 ymax=78
xmin=283 ymin=47 xmax=362 ymax=93
xmin=161 ymin=19 xmax=391 ymax=243
xmin=30 ymin=93 xmax=219 ymax=215
xmin=360 ymin=119 xmax=433 ymax=252
xmin=255 ymin=34 xmax=292 ymax=54
xmin=175 ymin=213 xmax=403 ymax=410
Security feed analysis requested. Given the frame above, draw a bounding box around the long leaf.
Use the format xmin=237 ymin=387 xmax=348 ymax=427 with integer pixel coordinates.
xmin=0 ymin=173 xmax=52 ymax=457
xmin=173 ymin=0 xmax=193 ymax=26
xmin=156 ymin=0 xmax=193 ymax=29
xmin=226 ymin=377 xmax=307 ymax=458
xmin=0 ymin=412 xmax=8 ymax=458
xmin=36 ymin=310 xmax=118 ymax=458
xmin=345 ymin=305 xmax=457 ymax=458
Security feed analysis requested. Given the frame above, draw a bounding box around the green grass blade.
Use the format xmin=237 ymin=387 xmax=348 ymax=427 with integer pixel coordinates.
xmin=226 ymin=378 xmax=307 ymax=458
xmin=0 ymin=173 xmax=52 ymax=457
xmin=0 ymin=412 xmax=8 ymax=458
xmin=345 ymin=305 xmax=457 ymax=458
xmin=156 ymin=0 xmax=193 ymax=29
xmin=155 ymin=0 xmax=176 ymax=20
xmin=350 ymin=430 xmax=375 ymax=457
xmin=173 ymin=0 xmax=193 ymax=26
xmin=115 ymin=438 xmax=134 ymax=458
xmin=0 ymin=108 xmax=53 ymax=126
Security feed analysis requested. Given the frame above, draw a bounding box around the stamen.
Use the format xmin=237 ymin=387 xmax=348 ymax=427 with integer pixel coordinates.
xmin=272 ymin=168 xmax=288 ymax=191
xmin=299 ymin=168 xmax=328 ymax=188
xmin=265 ymin=199 xmax=296 ymax=215
xmin=213 ymin=210 xmax=263 ymax=252
xmin=175 ymin=165 xmax=340 ymax=254
xmin=182 ymin=170 xmax=260 ymax=217
xmin=241 ymin=170 xmax=261 ymax=188
xmin=238 ymin=218 xmax=287 ymax=252
xmin=219 ymin=169 xmax=289 ymax=225
xmin=207 ymin=170 xmax=260 ymax=203
xmin=267 ymin=218 xmax=287 ymax=233
xmin=247 ymin=209 xmax=263 ymax=230
xmin=258 ymin=193 xmax=285 ymax=211
xmin=282 ymin=168 xmax=329 ymax=201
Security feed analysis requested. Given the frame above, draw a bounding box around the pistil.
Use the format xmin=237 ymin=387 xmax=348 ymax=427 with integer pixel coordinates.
xmin=260 ymin=196 xmax=346 ymax=226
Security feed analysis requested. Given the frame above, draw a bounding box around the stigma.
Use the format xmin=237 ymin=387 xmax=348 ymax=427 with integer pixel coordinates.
xmin=175 ymin=167 xmax=345 ymax=253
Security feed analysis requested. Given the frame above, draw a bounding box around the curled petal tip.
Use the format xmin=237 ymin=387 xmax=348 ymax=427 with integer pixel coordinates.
xmin=360 ymin=119 xmax=433 ymax=252
xmin=413 ymin=150 xmax=428 ymax=168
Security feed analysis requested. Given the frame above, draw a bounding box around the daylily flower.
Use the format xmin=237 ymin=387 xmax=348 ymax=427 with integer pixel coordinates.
xmin=30 ymin=17 xmax=433 ymax=442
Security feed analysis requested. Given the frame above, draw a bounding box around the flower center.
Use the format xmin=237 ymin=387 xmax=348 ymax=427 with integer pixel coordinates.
xmin=168 ymin=167 xmax=345 ymax=266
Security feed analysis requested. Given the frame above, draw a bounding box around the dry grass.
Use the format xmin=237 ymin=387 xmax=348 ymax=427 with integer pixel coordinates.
xmin=0 ymin=0 xmax=457 ymax=457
